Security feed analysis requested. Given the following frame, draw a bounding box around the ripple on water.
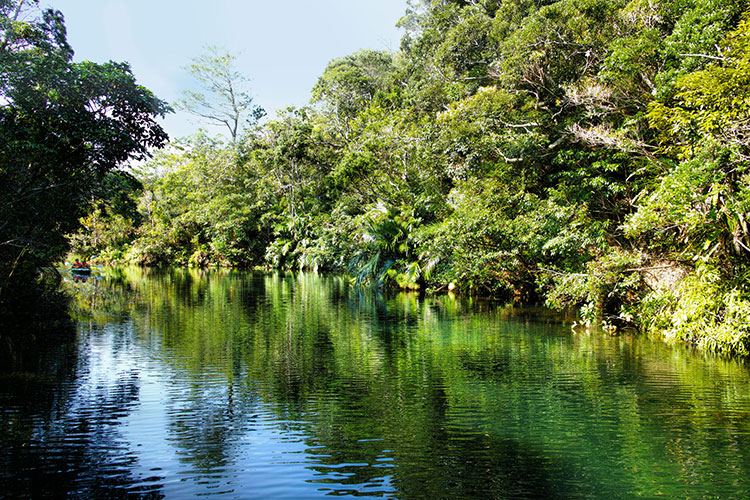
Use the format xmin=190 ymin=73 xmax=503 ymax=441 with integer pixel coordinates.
xmin=6 ymin=272 xmax=750 ymax=499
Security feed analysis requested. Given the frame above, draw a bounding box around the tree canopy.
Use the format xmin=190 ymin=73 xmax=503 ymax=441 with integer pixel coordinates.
xmin=0 ymin=0 xmax=169 ymax=306
xmin=176 ymin=46 xmax=265 ymax=142
xmin=42 ymin=0 xmax=750 ymax=355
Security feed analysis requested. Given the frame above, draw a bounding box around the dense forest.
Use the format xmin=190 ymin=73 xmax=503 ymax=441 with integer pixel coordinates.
xmin=0 ymin=0 xmax=168 ymax=318
xmin=3 ymin=0 xmax=750 ymax=355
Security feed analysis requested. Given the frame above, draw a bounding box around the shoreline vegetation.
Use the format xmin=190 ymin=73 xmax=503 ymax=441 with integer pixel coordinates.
xmin=4 ymin=1 xmax=750 ymax=356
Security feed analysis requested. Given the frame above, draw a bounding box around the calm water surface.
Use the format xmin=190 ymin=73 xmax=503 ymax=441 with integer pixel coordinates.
xmin=2 ymin=268 xmax=750 ymax=498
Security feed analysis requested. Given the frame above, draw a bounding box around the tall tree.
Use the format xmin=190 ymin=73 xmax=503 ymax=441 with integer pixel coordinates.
xmin=0 ymin=0 xmax=169 ymax=304
xmin=176 ymin=46 xmax=265 ymax=142
xmin=312 ymin=49 xmax=395 ymax=141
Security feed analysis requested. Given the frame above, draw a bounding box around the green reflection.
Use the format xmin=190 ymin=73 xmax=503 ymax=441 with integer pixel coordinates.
xmin=67 ymin=268 xmax=750 ymax=498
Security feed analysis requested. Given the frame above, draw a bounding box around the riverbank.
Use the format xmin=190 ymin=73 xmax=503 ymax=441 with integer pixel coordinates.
xmin=53 ymin=261 xmax=750 ymax=359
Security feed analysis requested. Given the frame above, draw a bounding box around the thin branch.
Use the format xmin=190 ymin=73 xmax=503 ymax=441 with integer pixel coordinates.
xmin=678 ymin=53 xmax=726 ymax=62
xmin=0 ymin=0 xmax=27 ymax=53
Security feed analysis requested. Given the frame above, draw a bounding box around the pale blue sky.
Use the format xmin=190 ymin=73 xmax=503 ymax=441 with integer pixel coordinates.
xmin=46 ymin=1 xmax=408 ymax=140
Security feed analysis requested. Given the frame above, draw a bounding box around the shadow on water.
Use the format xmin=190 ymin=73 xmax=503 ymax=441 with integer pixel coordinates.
xmin=0 ymin=274 xmax=165 ymax=499
xmin=301 ymin=363 xmax=600 ymax=498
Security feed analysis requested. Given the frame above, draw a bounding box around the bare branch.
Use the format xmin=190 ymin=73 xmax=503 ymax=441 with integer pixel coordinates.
xmin=678 ymin=53 xmax=726 ymax=62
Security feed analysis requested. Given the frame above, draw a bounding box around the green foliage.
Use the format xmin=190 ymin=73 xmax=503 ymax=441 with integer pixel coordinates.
xmin=125 ymin=133 xmax=273 ymax=267
xmin=67 ymin=171 xmax=144 ymax=260
xmin=60 ymin=0 xmax=750 ymax=356
xmin=419 ymin=177 xmax=602 ymax=299
xmin=312 ymin=49 xmax=395 ymax=132
xmin=630 ymin=12 xmax=750 ymax=266
xmin=544 ymin=249 xmax=644 ymax=326
xmin=649 ymin=11 xmax=750 ymax=157
xmin=0 ymin=0 xmax=168 ymax=302
xmin=349 ymin=202 xmax=423 ymax=288
xmin=68 ymin=208 xmax=137 ymax=260
xmin=436 ymin=86 xmax=545 ymax=180
xmin=637 ymin=264 xmax=750 ymax=355
xmin=435 ymin=10 xmax=497 ymax=81
xmin=493 ymin=0 xmax=627 ymax=102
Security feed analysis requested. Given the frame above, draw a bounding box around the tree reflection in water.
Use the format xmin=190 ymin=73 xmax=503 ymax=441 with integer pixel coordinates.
xmin=2 ymin=268 xmax=750 ymax=498
xmin=0 ymin=284 xmax=164 ymax=498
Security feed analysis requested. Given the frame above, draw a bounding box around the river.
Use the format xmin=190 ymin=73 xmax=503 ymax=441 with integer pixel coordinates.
xmin=2 ymin=268 xmax=750 ymax=498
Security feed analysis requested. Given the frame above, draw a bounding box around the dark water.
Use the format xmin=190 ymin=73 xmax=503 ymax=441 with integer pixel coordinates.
xmin=2 ymin=269 xmax=750 ymax=499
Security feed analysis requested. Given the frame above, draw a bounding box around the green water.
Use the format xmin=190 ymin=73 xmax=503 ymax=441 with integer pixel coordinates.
xmin=2 ymin=268 xmax=750 ymax=498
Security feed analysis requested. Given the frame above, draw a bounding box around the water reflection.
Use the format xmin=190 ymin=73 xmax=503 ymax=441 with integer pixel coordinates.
xmin=0 ymin=320 xmax=163 ymax=498
xmin=1 ymin=268 xmax=750 ymax=498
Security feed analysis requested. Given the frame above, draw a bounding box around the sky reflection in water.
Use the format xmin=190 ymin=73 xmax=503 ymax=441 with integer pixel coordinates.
xmin=2 ymin=268 xmax=750 ymax=498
